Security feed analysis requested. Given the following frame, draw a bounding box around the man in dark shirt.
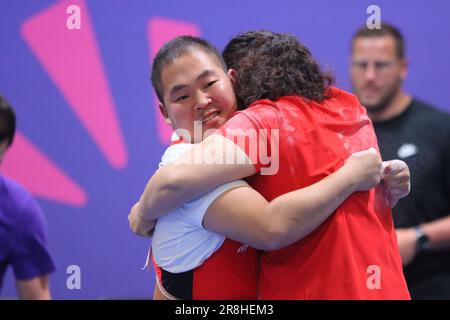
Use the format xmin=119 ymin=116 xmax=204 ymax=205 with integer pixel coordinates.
xmin=350 ymin=23 xmax=450 ymax=299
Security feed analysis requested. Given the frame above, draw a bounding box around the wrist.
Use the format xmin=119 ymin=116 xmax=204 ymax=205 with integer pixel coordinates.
xmin=342 ymin=163 xmax=359 ymax=194
xmin=414 ymin=225 xmax=431 ymax=255
xmin=336 ymin=164 xmax=358 ymax=196
xmin=136 ymin=201 xmax=151 ymax=222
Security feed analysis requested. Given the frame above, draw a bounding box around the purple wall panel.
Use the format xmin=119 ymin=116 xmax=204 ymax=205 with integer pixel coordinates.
xmin=0 ymin=0 xmax=448 ymax=299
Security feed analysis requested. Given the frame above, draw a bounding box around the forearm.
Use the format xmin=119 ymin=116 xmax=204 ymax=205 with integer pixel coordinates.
xmin=139 ymin=162 xmax=254 ymax=220
xmin=139 ymin=135 xmax=256 ymax=220
xmin=16 ymin=276 xmax=51 ymax=300
xmin=138 ymin=166 xmax=186 ymax=220
xmin=203 ymin=148 xmax=380 ymax=251
xmin=264 ymin=167 xmax=356 ymax=250
xmin=139 ymin=164 xmax=220 ymax=220
xmin=422 ymin=215 xmax=450 ymax=251
xmin=396 ymin=216 xmax=450 ymax=266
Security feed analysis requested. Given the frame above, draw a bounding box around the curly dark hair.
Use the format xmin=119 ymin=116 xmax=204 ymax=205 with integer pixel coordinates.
xmin=222 ymin=30 xmax=334 ymax=109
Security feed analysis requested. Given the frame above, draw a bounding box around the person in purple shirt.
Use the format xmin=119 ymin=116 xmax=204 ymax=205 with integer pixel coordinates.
xmin=0 ymin=96 xmax=55 ymax=299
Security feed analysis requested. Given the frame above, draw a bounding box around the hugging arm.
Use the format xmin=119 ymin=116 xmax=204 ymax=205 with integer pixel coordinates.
xmin=136 ymin=134 xmax=410 ymax=224
xmin=130 ymin=148 xmax=391 ymax=251
xmin=202 ymin=148 xmax=382 ymax=250
xmin=138 ymin=134 xmax=255 ymax=220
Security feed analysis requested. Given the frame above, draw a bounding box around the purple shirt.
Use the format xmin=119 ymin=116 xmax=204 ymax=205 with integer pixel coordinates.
xmin=0 ymin=174 xmax=55 ymax=293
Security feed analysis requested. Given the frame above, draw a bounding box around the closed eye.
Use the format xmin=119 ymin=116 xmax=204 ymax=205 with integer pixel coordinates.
xmin=175 ymin=95 xmax=189 ymax=102
xmin=206 ymin=80 xmax=218 ymax=88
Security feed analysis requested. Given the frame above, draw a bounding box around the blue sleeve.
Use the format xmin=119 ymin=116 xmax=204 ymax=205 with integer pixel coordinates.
xmin=10 ymin=198 xmax=56 ymax=280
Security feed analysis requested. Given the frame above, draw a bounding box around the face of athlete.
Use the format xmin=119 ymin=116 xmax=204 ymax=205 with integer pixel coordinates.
xmin=159 ymin=49 xmax=238 ymax=142
xmin=350 ymin=35 xmax=407 ymax=113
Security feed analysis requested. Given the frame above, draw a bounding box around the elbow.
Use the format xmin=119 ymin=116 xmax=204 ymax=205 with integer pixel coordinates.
xmin=258 ymin=216 xmax=309 ymax=251
xmin=258 ymin=225 xmax=286 ymax=251
xmin=257 ymin=205 xmax=289 ymax=251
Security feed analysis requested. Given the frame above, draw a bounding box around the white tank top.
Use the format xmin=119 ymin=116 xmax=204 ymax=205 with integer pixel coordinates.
xmin=151 ymin=143 xmax=248 ymax=273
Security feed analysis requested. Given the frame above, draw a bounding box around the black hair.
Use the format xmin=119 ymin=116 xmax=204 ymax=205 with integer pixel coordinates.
xmin=151 ymin=36 xmax=227 ymax=103
xmin=351 ymin=23 xmax=405 ymax=59
xmin=0 ymin=96 xmax=16 ymax=146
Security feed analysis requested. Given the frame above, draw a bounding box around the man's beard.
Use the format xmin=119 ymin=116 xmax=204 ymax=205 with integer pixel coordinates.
xmin=362 ymin=80 xmax=402 ymax=115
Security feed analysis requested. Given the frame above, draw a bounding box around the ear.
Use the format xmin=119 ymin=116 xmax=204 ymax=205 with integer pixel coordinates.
xmin=399 ymin=58 xmax=409 ymax=80
xmin=227 ymin=69 xmax=237 ymax=86
xmin=158 ymin=103 xmax=172 ymax=125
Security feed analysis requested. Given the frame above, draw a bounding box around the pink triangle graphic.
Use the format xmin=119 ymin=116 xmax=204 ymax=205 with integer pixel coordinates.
xmin=148 ymin=17 xmax=201 ymax=144
xmin=20 ymin=0 xmax=128 ymax=169
xmin=1 ymin=132 xmax=88 ymax=207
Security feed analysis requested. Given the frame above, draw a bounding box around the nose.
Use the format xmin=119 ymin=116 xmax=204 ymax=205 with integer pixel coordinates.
xmin=364 ymin=63 xmax=376 ymax=81
xmin=194 ymin=90 xmax=212 ymax=110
